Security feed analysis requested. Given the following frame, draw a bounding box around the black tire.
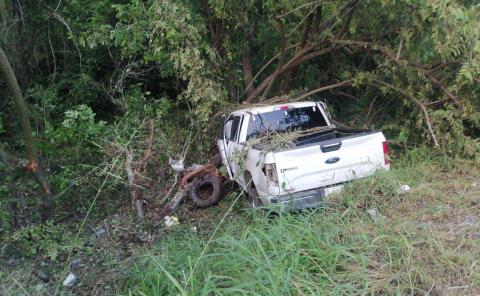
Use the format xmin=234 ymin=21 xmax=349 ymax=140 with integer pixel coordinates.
xmin=189 ymin=174 xmax=224 ymax=208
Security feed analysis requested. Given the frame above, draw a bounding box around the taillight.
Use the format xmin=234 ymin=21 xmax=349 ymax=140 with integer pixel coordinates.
xmin=263 ymin=163 xmax=279 ymax=187
xmin=382 ymin=141 xmax=390 ymax=165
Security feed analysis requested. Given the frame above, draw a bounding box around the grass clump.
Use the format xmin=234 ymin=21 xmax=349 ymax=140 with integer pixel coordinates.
xmin=124 ymin=147 xmax=480 ymax=295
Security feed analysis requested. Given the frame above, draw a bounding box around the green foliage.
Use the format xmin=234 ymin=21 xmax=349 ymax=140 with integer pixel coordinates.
xmin=11 ymin=221 xmax=73 ymax=260
xmin=0 ymin=113 xmax=4 ymax=135
xmin=0 ymin=0 xmax=479 ymax=268
xmin=0 ymin=182 xmax=12 ymax=232
xmin=55 ymin=105 xmax=106 ymax=144
xmin=122 ymin=149 xmax=479 ymax=295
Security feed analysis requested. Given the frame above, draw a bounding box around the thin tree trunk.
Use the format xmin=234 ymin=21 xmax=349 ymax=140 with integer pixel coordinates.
xmin=0 ymin=47 xmax=53 ymax=221
xmin=245 ymin=47 xmax=337 ymax=103
xmin=242 ymin=47 xmax=254 ymax=98
xmin=245 ymin=0 xmax=358 ymax=103
xmin=282 ymin=11 xmax=314 ymax=92
xmin=260 ymin=18 xmax=286 ymax=101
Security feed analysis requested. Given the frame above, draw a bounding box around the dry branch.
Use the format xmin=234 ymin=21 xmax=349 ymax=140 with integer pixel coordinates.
xmin=242 ymin=47 xmax=254 ymax=98
xmin=293 ymin=80 xmax=353 ymax=101
xmin=245 ymin=0 xmax=361 ymax=103
xmin=261 ymin=18 xmax=286 ymax=101
xmin=373 ymin=80 xmax=439 ymax=147
xmin=245 ymin=47 xmax=337 ymax=103
xmin=124 ymin=119 xmax=155 ymax=218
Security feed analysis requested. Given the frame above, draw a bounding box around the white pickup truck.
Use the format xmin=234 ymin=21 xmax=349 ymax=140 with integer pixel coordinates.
xmin=217 ymin=101 xmax=390 ymax=210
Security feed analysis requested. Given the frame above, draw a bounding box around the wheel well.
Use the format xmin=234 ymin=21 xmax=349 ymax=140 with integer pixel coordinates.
xmin=244 ymin=171 xmax=255 ymax=189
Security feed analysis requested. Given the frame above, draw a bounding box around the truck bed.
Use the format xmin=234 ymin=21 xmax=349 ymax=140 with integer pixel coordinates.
xmin=269 ymin=129 xmax=388 ymax=195
xmin=252 ymin=127 xmax=374 ymax=151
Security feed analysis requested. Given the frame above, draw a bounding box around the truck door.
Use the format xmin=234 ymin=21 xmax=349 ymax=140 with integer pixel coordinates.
xmin=223 ymin=114 xmax=244 ymax=181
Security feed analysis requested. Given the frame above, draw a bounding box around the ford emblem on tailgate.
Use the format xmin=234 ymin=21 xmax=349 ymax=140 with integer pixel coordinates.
xmin=325 ymin=157 xmax=340 ymax=164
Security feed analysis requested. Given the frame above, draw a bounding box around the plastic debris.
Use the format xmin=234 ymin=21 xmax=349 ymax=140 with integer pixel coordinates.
xmin=93 ymin=226 xmax=106 ymax=237
xmin=367 ymin=208 xmax=384 ymax=222
xmin=70 ymin=258 xmax=81 ymax=270
xmin=462 ymin=215 xmax=478 ymax=227
xmin=367 ymin=208 xmax=379 ymax=221
xmin=164 ymin=215 xmax=179 ymax=227
xmin=169 ymin=158 xmax=185 ymax=173
xmin=62 ymin=272 xmax=77 ymax=287
xmin=397 ymin=184 xmax=411 ymax=194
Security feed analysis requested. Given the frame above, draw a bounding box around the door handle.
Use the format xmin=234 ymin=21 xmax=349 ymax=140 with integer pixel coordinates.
xmin=321 ymin=142 xmax=342 ymax=153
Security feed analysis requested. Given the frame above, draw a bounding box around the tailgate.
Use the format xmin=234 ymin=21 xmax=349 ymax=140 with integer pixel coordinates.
xmin=273 ymin=132 xmax=387 ymax=193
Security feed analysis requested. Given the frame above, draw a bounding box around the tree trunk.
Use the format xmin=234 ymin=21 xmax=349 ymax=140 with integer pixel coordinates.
xmin=0 ymin=47 xmax=53 ymax=221
xmin=282 ymin=12 xmax=314 ymax=92
xmin=242 ymin=47 xmax=254 ymax=98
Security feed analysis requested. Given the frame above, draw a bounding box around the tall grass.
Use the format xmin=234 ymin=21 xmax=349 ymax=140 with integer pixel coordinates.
xmin=124 ymin=148 xmax=480 ymax=295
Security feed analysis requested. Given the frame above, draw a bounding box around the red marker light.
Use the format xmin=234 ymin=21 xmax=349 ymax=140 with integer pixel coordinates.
xmin=382 ymin=141 xmax=390 ymax=165
xmin=279 ymin=105 xmax=289 ymax=110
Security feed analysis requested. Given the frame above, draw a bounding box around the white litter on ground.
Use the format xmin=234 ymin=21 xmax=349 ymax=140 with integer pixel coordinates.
xmin=164 ymin=215 xmax=179 ymax=227
xmin=62 ymin=272 xmax=77 ymax=287
xmin=367 ymin=208 xmax=379 ymax=221
xmin=397 ymin=184 xmax=411 ymax=194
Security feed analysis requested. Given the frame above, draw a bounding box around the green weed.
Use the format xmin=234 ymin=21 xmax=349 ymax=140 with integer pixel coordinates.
xmin=124 ymin=148 xmax=480 ymax=295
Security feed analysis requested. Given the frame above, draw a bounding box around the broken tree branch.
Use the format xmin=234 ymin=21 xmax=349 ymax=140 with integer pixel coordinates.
xmin=336 ymin=0 xmax=358 ymax=38
xmin=245 ymin=46 xmax=337 ymax=103
xmin=316 ymin=0 xmax=360 ymax=36
xmin=396 ymin=39 xmax=403 ymax=62
xmin=243 ymin=42 xmax=301 ymax=98
xmin=282 ymin=10 xmax=314 ymax=92
xmin=312 ymin=4 xmax=322 ymax=34
xmin=245 ymin=0 xmax=361 ymax=103
xmin=427 ymin=73 xmax=461 ymax=106
xmin=124 ymin=119 xmax=155 ymax=219
xmin=331 ymin=90 xmax=356 ymax=100
xmin=138 ymin=119 xmax=155 ymax=171
xmin=261 ymin=18 xmax=286 ymax=101
xmin=125 ymin=150 xmax=143 ymax=218
xmin=242 ymin=46 xmax=254 ymax=98
xmin=373 ymin=79 xmax=439 ymax=147
xmin=161 ymin=127 xmax=194 ymax=205
xmin=293 ymin=79 xmax=353 ymax=101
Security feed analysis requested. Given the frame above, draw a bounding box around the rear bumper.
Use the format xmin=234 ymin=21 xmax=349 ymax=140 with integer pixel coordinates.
xmin=267 ymin=185 xmax=343 ymax=210
xmin=270 ymin=188 xmax=325 ymax=210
